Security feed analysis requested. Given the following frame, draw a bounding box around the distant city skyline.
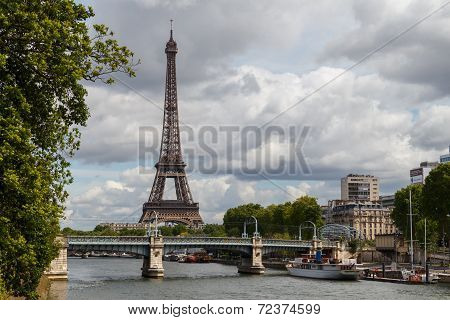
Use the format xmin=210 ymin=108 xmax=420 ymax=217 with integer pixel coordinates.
xmin=65 ymin=0 xmax=450 ymax=230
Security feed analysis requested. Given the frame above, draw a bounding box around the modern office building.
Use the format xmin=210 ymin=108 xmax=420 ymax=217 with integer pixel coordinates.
xmin=440 ymin=146 xmax=450 ymax=163
xmin=410 ymin=161 xmax=439 ymax=184
xmin=341 ymin=174 xmax=379 ymax=201
xmin=324 ymin=200 xmax=395 ymax=241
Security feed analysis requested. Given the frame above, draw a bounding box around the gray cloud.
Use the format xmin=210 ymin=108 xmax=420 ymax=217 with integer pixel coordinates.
xmin=410 ymin=105 xmax=450 ymax=151
xmin=87 ymin=0 xmax=349 ymax=93
xmin=320 ymin=0 xmax=450 ymax=99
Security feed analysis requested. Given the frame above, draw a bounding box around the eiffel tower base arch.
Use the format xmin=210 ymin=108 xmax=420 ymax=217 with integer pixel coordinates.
xmin=141 ymin=202 xmax=203 ymax=228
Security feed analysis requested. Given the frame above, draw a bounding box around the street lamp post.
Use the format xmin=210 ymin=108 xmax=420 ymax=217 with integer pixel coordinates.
xmin=147 ymin=212 xmax=159 ymax=237
xmin=242 ymin=221 xmax=248 ymax=238
xmin=152 ymin=213 xmax=159 ymax=237
xmin=251 ymin=216 xmax=259 ymax=238
xmin=146 ymin=220 xmax=151 ymax=237
xmin=424 ymin=218 xmax=427 ymax=267
xmin=299 ymin=221 xmax=317 ymax=240
xmin=409 ymin=189 xmax=414 ymax=269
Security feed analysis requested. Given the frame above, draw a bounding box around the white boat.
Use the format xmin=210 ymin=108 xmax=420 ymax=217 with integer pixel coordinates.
xmin=287 ymin=256 xmax=359 ymax=280
xmin=401 ymin=269 xmax=439 ymax=284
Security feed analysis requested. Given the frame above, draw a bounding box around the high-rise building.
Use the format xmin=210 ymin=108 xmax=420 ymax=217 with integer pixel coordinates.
xmin=410 ymin=161 xmax=438 ymax=185
xmin=440 ymin=145 xmax=450 ymax=163
xmin=341 ymin=174 xmax=379 ymax=201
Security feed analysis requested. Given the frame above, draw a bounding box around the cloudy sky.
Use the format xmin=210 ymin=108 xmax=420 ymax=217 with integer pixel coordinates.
xmin=65 ymin=0 xmax=450 ymax=229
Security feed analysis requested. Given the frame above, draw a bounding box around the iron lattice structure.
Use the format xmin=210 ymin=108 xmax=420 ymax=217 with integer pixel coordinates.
xmin=140 ymin=26 xmax=203 ymax=228
xmin=318 ymin=224 xmax=365 ymax=241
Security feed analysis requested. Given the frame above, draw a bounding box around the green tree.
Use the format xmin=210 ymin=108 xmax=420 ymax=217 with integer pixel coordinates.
xmin=93 ymin=225 xmax=109 ymax=233
xmin=0 ymin=0 xmax=136 ymax=298
xmin=392 ymin=184 xmax=439 ymax=249
xmin=0 ymin=277 xmax=8 ymax=299
xmin=423 ymin=163 xmax=450 ymax=244
xmin=266 ymin=202 xmax=292 ymax=235
xmin=159 ymin=226 xmax=173 ymax=237
xmin=118 ymin=228 xmax=146 ymax=236
xmin=172 ymin=224 xmax=188 ymax=236
xmin=225 ymin=227 xmax=241 ymax=237
xmin=290 ymin=196 xmax=323 ymax=239
xmin=223 ymin=203 xmax=265 ymax=236
xmin=202 ymin=224 xmax=227 ymax=237
xmin=392 ymin=184 xmax=423 ymax=237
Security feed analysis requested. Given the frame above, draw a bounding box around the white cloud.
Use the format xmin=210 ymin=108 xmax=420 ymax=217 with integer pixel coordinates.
xmin=321 ymin=0 xmax=450 ymax=97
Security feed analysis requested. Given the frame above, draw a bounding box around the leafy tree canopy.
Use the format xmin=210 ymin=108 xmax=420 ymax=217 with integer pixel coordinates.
xmin=423 ymin=163 xmax=450 ymax=236
xmin=392 ymin=183 xmax=440 ymax=249
xmin=392 ymin=183 xmax=424 ymax=237
xmin=223 ymin=196 xmax=323 ymax=239
xmin=0 ymin=0 xmax=136 ymax=298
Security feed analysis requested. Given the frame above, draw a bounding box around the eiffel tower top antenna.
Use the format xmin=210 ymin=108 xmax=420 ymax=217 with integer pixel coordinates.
xmin=170 ymin=19 xmax=173 ymax=39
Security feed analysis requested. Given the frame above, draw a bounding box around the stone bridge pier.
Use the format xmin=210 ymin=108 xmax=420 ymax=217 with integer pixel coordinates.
xmin=237 ymin=236 xmax=265 ymax=274
xmin=142 ymin=235 xmax=164 ymax=278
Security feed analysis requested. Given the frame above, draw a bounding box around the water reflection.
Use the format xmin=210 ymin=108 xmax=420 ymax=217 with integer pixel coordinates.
xmin=56 ymin=258 xmax=450 ymax=300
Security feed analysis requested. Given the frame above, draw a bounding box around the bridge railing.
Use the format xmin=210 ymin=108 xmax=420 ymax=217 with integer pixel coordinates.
xmin=68 ymin=236 xmax=148 ymax=244
xmin=262 ymin=239 xmax=311 ymax=247
xmin=164 ymin=237 xmax=253 ymax=245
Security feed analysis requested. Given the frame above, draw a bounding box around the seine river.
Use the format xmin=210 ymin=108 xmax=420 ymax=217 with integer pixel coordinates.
xmin=48 ymin=258 xmax=450 ymax=300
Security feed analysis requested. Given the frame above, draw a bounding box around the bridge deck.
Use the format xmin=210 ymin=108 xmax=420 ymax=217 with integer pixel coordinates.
xmin=67 ymin=236 xmax=320 ymax=247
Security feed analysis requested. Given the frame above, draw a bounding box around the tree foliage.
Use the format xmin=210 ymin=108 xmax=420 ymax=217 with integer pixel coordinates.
xmin=392 ymin=182 xmax=440 ymax=249
xmin=423 ymin=163 xmax=450 ymax=242
xmin=223 ymin=196 xmax=324 ymax=239
xmin=392 ymin=184 xmax=423 ymax=237
xmin=290 ymin=196 xmax=323 ymax=239
xmin=63 ymin=224 xmax=227 ymax=238
xmin=62 ymin=226 xmax=145 ymax=237
xmin=0 ymin=277 xmax=8 ymax=299
xmin=0 ymin=0 xmax=136 ymax=298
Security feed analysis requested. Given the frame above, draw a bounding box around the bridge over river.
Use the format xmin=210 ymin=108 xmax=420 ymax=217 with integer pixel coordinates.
xmin=65 ymin=235 xmax=340 ymax=277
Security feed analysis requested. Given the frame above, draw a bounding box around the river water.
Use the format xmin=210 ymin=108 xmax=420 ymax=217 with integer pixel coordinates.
xmin=50 ymin=258 xmax=450 ymax=300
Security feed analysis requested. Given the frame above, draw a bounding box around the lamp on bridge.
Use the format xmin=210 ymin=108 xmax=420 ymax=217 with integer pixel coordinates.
xmin=241 ymin=220 xmax=248 ymax=239
xmin=251 ymin=216 xmax=260 ymax=238
xmin=146 ymin=211 xmax=160 ymax=237
xmin=298 ymin=221 xmax=317 ymax=240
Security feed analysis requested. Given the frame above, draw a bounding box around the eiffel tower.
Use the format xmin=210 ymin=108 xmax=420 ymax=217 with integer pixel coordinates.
xmin=140 ymin=22 xmax=203 ymax=228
